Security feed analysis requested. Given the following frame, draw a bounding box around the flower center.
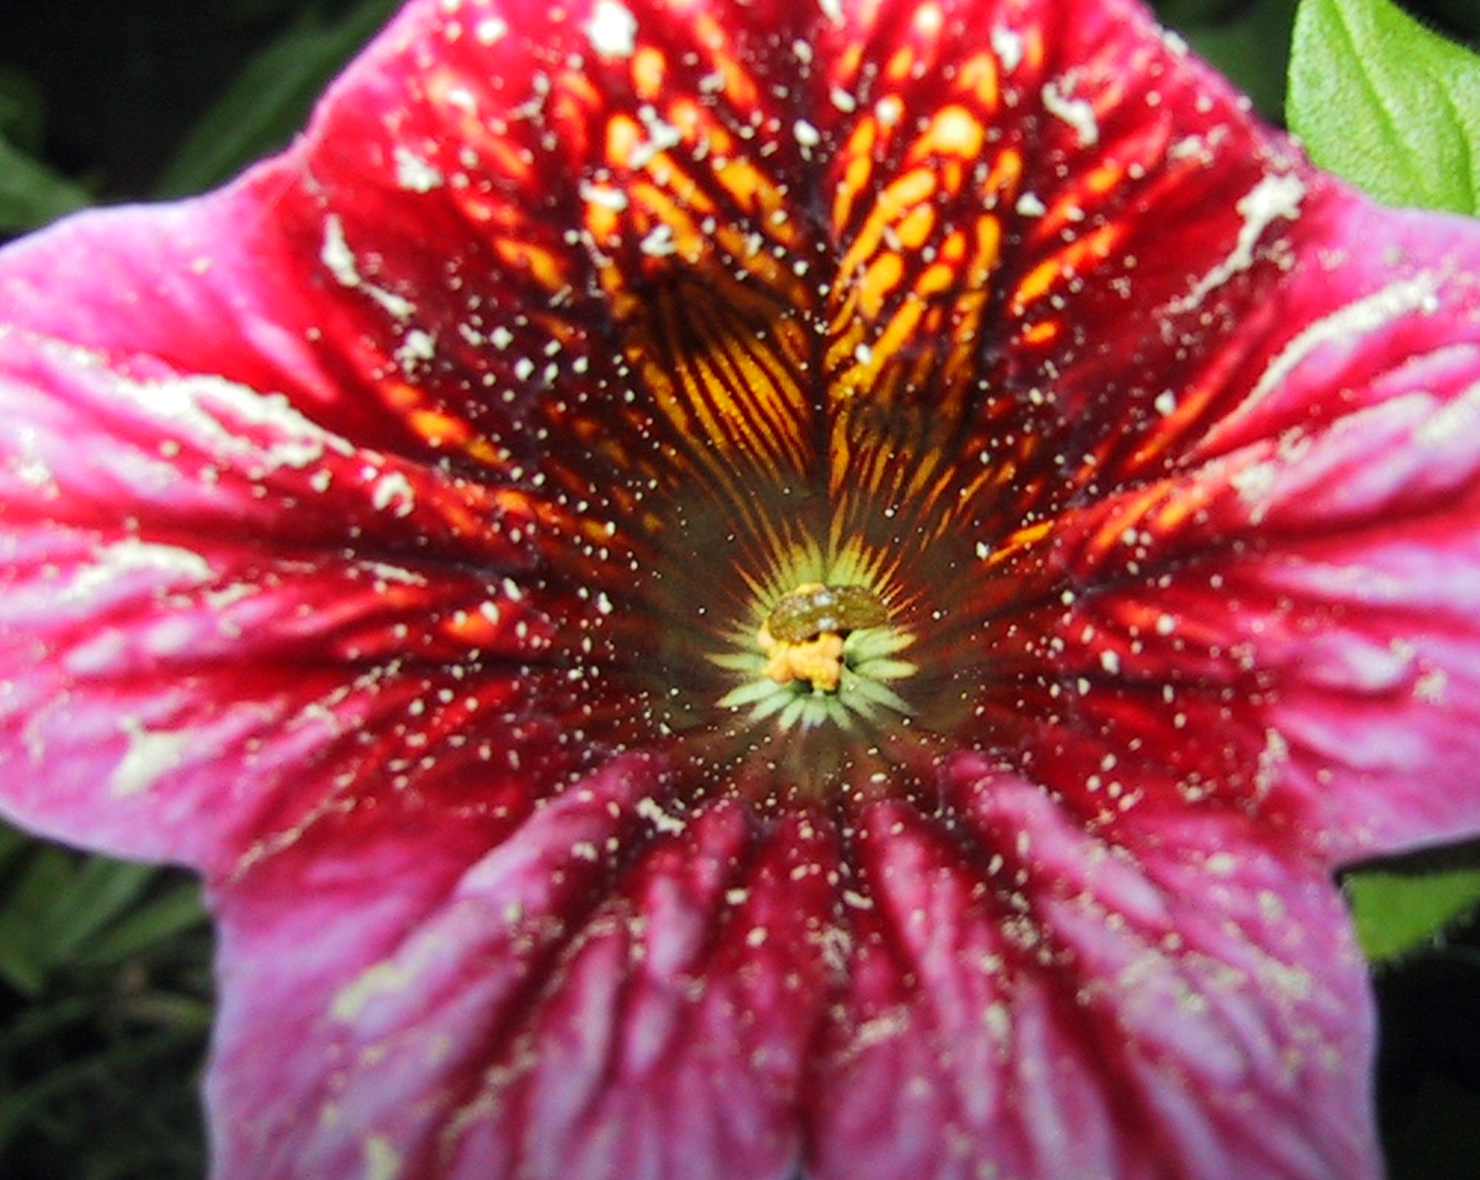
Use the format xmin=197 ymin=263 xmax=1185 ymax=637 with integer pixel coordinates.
xmin=758 ymin=582 xmax=888 ymax=692
xmin=708 ymin=545 xmax=919 ymax=739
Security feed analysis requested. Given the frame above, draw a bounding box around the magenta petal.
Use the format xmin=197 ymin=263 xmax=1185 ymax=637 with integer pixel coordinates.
xmin=810 ymin=769 xmax=1380 ymax=1180
xmin=1186 ymin=203 xmax=1480 ymax=862
xmin=0 ymin=323 xmax=557 ymax=871
xmin=207 ymin=756 xmax=836 ymax=1180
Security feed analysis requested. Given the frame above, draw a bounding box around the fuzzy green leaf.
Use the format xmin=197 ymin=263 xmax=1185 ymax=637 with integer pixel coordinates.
xmin=1347 ymin=865 xmax=1480 ymax=961
xmin=1289 ymin=0 xmax=1480 ymax=213
xmin=0 ymin=135 xmax=92 ymax=234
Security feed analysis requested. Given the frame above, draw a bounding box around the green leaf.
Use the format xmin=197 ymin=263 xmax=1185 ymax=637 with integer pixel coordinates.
xmin=0 ymin=135 xmax=92 ymax=234
xmin=1346 ymin=865 xmax=1480 ymax=961
xmin=39 ymin=858 xmax=160 ymax=961
xmin=72 ymin=880 xmax=207 ymax=969
xmin=0 ymin=845 xmax=75 ymax=996
xmin=1288 ymin=0 xmax=1480 ymax=213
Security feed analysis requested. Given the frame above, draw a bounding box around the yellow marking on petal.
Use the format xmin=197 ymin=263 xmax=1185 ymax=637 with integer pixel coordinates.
xmin=907 ymin=105 xmax=986 ymax=164
xmin=884 ymin=47 xmax=916 ymax=84
xmin=605 ymin=114 xmax=647 ymax=169
xmin=713 ymin=157 xmax=787 ymax=224
xmin=1021 ymin=319 xmax=1061 ymax=346
xmin=631 ymin=45 xmax=668 ymax=101
xmin=857 ymin=251 xmax=906 ymax=319
xmin=916 ymin=261 xmax=955 ymax=297
xmin=871 ymin=292 xmax=928 ymax=368
xmin=1013 ymin=220 xmax=1130 ymax=318
xmin=835 ymin=167 xmax=937 ymax=288
xmin=894 ymin=204 xmax=936 ymax=251
xmin=971 ymin=216 xmax=1003 ymax=282
xmin=984 ymin=518 xmax=1055 ymax=567
xmin=957 ymin=51 xmax=1000 ymax=108
xmin=409 ymin=408 xmax=473 ymax=449
xmin=1012 ymin=256 xmax=1065 ymax=315
xmin=493 ymin=238 xmax=567 ymax=294
xmin=833 ymin=153 xmax=874 ymax=233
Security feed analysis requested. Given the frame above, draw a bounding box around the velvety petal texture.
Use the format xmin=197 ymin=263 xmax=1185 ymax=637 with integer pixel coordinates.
xmin=6 ymin=0 xmax=1480 ymax=1178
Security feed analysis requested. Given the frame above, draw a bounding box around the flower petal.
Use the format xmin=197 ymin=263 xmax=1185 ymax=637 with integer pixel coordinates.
xmin=206 ymin=756 xmax=839 ymax=1180
xmin=0 ymin=321 xmax=607 ymax=872
xmin=810 ymin=765 xmax=1380 ymax=1180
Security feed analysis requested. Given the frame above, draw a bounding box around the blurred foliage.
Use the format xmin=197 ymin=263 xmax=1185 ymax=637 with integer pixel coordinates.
xmin=2 ymin=0 xmax=1480 ymax=1177
xmin=0 ymin=824 xmax=211 ymax=1179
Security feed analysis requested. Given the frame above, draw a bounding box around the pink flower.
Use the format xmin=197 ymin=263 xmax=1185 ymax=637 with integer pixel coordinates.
xmin=5 ymin=0 xmax=1480 ymax=1176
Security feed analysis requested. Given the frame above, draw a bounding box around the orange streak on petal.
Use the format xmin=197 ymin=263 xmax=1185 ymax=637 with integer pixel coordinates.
xmin=857 ymin=251 xmax=906 ymax=319
xmin=957 ymin=51 xmax=999 ymax=109
xmin=1020 ymin=319 xmax=1061 ymax=346
xmin=836 ymin=167 xmax=937 ymax=282
xmin=894 ymin=204 xmax=936 ymax=251
xmin=883 ymin=46 xmax=916 ymax=85
xmin=631 ymin=45 xmax=667 ymax=102
xmin=906 ymin=105 xmax=986 ymax=165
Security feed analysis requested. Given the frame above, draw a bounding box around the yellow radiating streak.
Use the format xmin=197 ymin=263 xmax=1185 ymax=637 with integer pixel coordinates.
xmin=835 ymin=167 xmax=937 ymax=286
xmin=631 ymin=46 xmax=667 ymax=102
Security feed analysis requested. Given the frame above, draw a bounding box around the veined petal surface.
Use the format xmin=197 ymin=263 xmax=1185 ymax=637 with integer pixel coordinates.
xmin=5 ymin=0 xmax=1480 ymax=1178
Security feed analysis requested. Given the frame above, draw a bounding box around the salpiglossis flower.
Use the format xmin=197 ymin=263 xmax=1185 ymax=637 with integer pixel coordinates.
xmin=6 ymin=0 xmax=1480 ymax=1176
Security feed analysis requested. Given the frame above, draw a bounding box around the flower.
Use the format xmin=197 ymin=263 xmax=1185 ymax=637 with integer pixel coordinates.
xmin=5 ymin=0 xmax=1480 ymax=1176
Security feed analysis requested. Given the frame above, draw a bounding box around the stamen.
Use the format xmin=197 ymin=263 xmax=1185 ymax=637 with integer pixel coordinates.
xmin=757 ymin=582 xmax=889 ymax=693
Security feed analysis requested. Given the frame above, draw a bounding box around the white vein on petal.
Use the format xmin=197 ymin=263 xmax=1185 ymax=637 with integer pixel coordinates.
xmin=1209 ymin=273 xmax=1440 ymax=445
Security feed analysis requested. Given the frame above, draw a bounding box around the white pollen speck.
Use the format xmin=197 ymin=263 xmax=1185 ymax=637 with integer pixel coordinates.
xmin=992 ymin=25 xmax=1023 ymax=70
xmin=1154 ymin=390 xmax=1177 ymax=416
xmin=1415 ymin=668 xmax=1449 ymax=703
xmin=320 ymin=214 xmax=415 ymax=320
xmin=829 ymin=85 xmax=857 ymax=113
xmin=580 ymin=181 xmax=629 ymax=211
xmin=1015 ymin=192 xmax=1047 ymax=217
xmin=371 ymin=471 xmax=416 ymax=517
xmin=874 ymin=97 xmax=901 ymax=127
xmin=1042 ymin=79 xmax=1099 ymax=147
xmin=1155 ymin=613 xmax=1176 ymax=636
xmin=395 ymin=328 xmax=437 ymax=372
xmin=793 ymin=118 xmax=821 ymax=148
xmin=625 ymin=106 xmax=683 ymax=169
xmin=636 ymin=796 xmax=687 ymax=835
xmin=818 ymin=0 xmax=844 ymax=27
xmin=321 ymin=214 xmax=361 ymax=290
xmin=586 ymin=0 xmax=637 ymax=56
xmin=475 ymin=16 xmax=508 ymax=43
xmin=491 ymin=326 xmax=514 ymax=350
xmin=639 ymin=223 xmax=678 ymax=257
xmin=1099 ymin=650 xmax=1121 ymax=675
xmin=394 ymin=146 xmax=443 ymax=193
